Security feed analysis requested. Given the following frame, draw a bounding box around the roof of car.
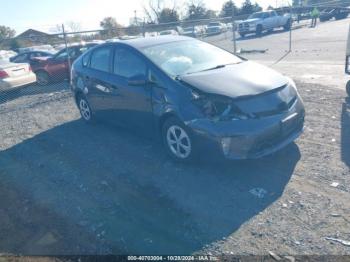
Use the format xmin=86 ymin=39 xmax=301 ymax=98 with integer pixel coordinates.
xmin=107 ymin=35 xmax=193 ymax=49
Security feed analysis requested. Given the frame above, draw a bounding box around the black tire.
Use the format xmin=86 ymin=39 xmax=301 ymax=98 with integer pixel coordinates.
xmin=283 ymin=19 xmax=292 ymax=31
xmin=162 ymin=117 xmax=196 ymax=162
xmin=267 ymin=29 xmax=273 ymax=34
xmin=239 ymin=33 xmax=246 ymax=38
xmin=256 ymin=25 xmax=263 ymax=36
xmin=346 ymin=81 xmax=350 ymax=97
xmin=77 ymin=94 xmax=94 ymax=123
xmin=36 ymin=71 xmax=50 ymax=86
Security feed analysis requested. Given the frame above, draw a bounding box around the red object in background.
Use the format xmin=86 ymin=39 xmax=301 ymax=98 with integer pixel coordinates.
xmin=31 ymin=44 xmax=97 ymax=84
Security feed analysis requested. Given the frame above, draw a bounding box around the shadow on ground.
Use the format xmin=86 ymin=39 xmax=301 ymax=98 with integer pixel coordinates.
xmin=341 ymin=97 xmax=350 ymax=167
xmin=0 ymin=120 xmax=301 ymax=254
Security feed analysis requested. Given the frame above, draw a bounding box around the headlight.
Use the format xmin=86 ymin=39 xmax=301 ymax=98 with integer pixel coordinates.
xmin=191 ymin=90 xmax=249 ymax=121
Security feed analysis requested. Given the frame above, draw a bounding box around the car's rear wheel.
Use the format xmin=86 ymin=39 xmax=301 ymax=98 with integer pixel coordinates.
xmin=239 ymin=33 xmax=246 ymax=38
xmin=77 ymin=95 xmax=94 ymax=123
xmin=36 ymin=71 xmax=50 ymax=86
xmin=346 ymin=81 xmax=350 ymax=97
xmin=162 ymin=117 xmax=195 ymax=162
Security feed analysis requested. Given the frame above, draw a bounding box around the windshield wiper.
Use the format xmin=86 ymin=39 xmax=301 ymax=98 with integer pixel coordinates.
xmin=200 ymin=64 xmax=227 ymax=72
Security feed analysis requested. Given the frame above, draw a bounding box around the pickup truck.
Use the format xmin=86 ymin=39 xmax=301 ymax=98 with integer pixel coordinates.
xmin=237 ymin=11 xmax=292 ymax=37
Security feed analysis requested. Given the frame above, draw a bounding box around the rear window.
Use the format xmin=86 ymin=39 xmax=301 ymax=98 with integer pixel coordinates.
xmin=90 ymin=47 xmax=112 ymax=72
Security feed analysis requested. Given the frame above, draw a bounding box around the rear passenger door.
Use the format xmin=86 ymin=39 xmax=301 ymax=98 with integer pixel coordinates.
xmin=84 ymin=45 xmax=114 ymax=119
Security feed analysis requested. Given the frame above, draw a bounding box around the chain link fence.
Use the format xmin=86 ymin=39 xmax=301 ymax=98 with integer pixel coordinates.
xmin=0 ymin=5 xmax=346 ymax=104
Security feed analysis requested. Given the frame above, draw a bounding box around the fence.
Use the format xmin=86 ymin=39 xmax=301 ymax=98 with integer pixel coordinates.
xmin=0 ymin=5 xmax=347 ymax=104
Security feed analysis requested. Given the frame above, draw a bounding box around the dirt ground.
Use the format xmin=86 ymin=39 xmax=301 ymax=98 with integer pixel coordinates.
xmin=1 ymin=17 xmax=350 ymax=257
xmin=0 ymin=77 xmax=350 ymax=256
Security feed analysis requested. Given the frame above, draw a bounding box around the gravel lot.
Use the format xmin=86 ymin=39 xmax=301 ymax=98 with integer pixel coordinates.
xmin=0 ymin=18 xmax=350 ymax=256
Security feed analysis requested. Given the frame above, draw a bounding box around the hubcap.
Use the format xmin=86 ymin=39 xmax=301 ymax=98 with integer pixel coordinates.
xmin=79 ymin=99 xmax=91 ymax=121
xmin=166 ymin=125 xmax=191 ymax=159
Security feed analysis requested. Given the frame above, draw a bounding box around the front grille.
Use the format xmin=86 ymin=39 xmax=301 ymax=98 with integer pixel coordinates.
xmin=253 ymin=96 xmax=297 ymax=118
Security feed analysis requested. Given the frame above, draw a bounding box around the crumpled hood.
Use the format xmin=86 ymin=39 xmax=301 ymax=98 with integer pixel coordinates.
xmin=180 ymin=61 xmax=289 ymax=99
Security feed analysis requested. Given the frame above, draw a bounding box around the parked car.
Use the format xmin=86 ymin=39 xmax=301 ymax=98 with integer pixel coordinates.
xmin=17 ymin=45 xmax=56 ymax=54
xmin=70 ymin=36 xmax=305 ymax=161
xmin=206 ymin=22 xmax=224 ymax=35
xmin=320 ymin=8 xmax=350 ymax=22
xmin=181 ymin=26 xmax=202 ymax=38
xmin=32 ymin=43 xmax=97 ymax=86
xmin=237 ymin=11 xmax=292 ymax=37
xmin=159 ymin=30 xmax=179 ymax=36
xmin=0 ymin=50 xmax=17 ymax=61
xmin=10 ymin=51 xmax=54 ymax=65
xmin=0 ymin=60 xmax=36 ymax=92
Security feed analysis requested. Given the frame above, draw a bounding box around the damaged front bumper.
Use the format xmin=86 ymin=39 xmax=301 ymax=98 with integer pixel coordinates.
xmin=186 ymin=99 xmax=305 ymax=160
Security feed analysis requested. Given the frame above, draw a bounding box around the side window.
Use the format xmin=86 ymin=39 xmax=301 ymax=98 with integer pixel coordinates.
xmin=90 ymin=46 xmax=112 ymax=72
xmin=263 ymin=13 xmax=270 ymax=19
xmin=271 ymin=11 xmax=277 ymax=17
xmin=13 ymin=54 xmax=27 ymax=63
xmin=113 ymin=48 xmax=146 ymax=78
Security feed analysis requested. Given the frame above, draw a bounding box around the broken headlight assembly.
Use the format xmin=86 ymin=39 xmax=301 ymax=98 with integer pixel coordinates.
xmin=191 ymin=90 xmax=250 ymax=121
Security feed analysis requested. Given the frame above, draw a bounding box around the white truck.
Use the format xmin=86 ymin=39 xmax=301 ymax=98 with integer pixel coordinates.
xmin=237 ymin=10 xmax=292 ymax=37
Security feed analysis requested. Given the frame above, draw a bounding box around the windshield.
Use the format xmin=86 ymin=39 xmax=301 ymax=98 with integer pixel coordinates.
xmin=248 ymin=12 xmax=265 ymax=19
xmin=142 ymin=40 xmax=242 ymax=76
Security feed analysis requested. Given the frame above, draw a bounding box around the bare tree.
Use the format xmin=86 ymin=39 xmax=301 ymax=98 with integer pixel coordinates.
xmin=66 ymin=21 xmax=82 ymax=33
xmin=143 ymin=0 xmax=178 ymax=23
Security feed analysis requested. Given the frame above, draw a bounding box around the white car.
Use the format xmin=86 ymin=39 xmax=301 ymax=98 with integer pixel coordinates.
xmin=159 ymin=30 xmax=179 ymax=36
xmin=237 ymin=11 xmax=292 ymax=37
xmin=0 ymin=60 xmax=36 ymax=92
xmin=0 ymin=50 xmax=18 ymax=62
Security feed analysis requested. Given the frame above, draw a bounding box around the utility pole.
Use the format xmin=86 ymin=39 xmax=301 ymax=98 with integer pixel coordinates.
xmin=62 ymin=24 xmax=71 ymax=80
xmin=232 ymin=4 xmax=237 ymax=54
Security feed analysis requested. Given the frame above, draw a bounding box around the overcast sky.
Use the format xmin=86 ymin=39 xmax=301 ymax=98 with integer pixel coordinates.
xmin=0 ymin=0 xmax=292 ymax=34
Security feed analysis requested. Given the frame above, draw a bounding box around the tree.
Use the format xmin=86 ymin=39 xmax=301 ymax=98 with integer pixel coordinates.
xmin=143 ymin=0 xmax=178 ymax=24
xmin=100 ymin=17 xmax=123 ymax=38
xmin=159 ymin=8 xmax=179 ymax=23
xmin=238 ymin=0 xmax=262 ymax=15
xmin=66 ymin=21 xmax=82 ymax=33
xmin=9 ymin=39 xmax=21 ymax=50
xmin=186 ymin=0 xmax=208 ymax=20
xmin=220 ymin=0 xmax=237 ymax=18
xmin=0 ymin=25 xmax=15 ymax=41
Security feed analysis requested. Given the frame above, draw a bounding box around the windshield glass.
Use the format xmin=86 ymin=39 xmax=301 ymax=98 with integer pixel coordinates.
xmin=142 ymin=40 xmax=242 ymax=76
xmin=248 ymin=12 xmax=265 ymax=19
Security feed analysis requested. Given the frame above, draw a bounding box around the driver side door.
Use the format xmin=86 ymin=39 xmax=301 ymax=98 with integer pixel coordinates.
xmin=104 ymin=46 xmax=154 ymax=136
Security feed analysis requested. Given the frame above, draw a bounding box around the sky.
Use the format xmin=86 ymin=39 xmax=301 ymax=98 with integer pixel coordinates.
xmin=0 ymin=0 xmax=291 ymax=35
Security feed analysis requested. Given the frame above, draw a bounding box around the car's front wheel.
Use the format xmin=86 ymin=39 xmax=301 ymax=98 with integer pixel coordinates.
xmin=162 ymin=117 xmax=195 ymax=162
xmin=36 ymin=71 xmax=50 ymax=86
xmin=77 ymin=95 xmax=94 ymax=123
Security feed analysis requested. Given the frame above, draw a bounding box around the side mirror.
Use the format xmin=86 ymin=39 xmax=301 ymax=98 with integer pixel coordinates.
xmin=128 ymin=74 xmax=148 ymax=86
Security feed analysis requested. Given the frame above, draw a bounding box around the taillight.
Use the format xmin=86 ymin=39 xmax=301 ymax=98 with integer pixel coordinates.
xmin=0 ymin=70 xmax=9 ymax=79
xmin=28 ymin=66 xmax=32 ymax=72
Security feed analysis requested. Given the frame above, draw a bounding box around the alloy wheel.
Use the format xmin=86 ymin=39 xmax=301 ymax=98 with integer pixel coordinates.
xmin=79 ymin=99 xmax=91 ymax=121
xmin=166 ymin=125 xmax=191 ymax=159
